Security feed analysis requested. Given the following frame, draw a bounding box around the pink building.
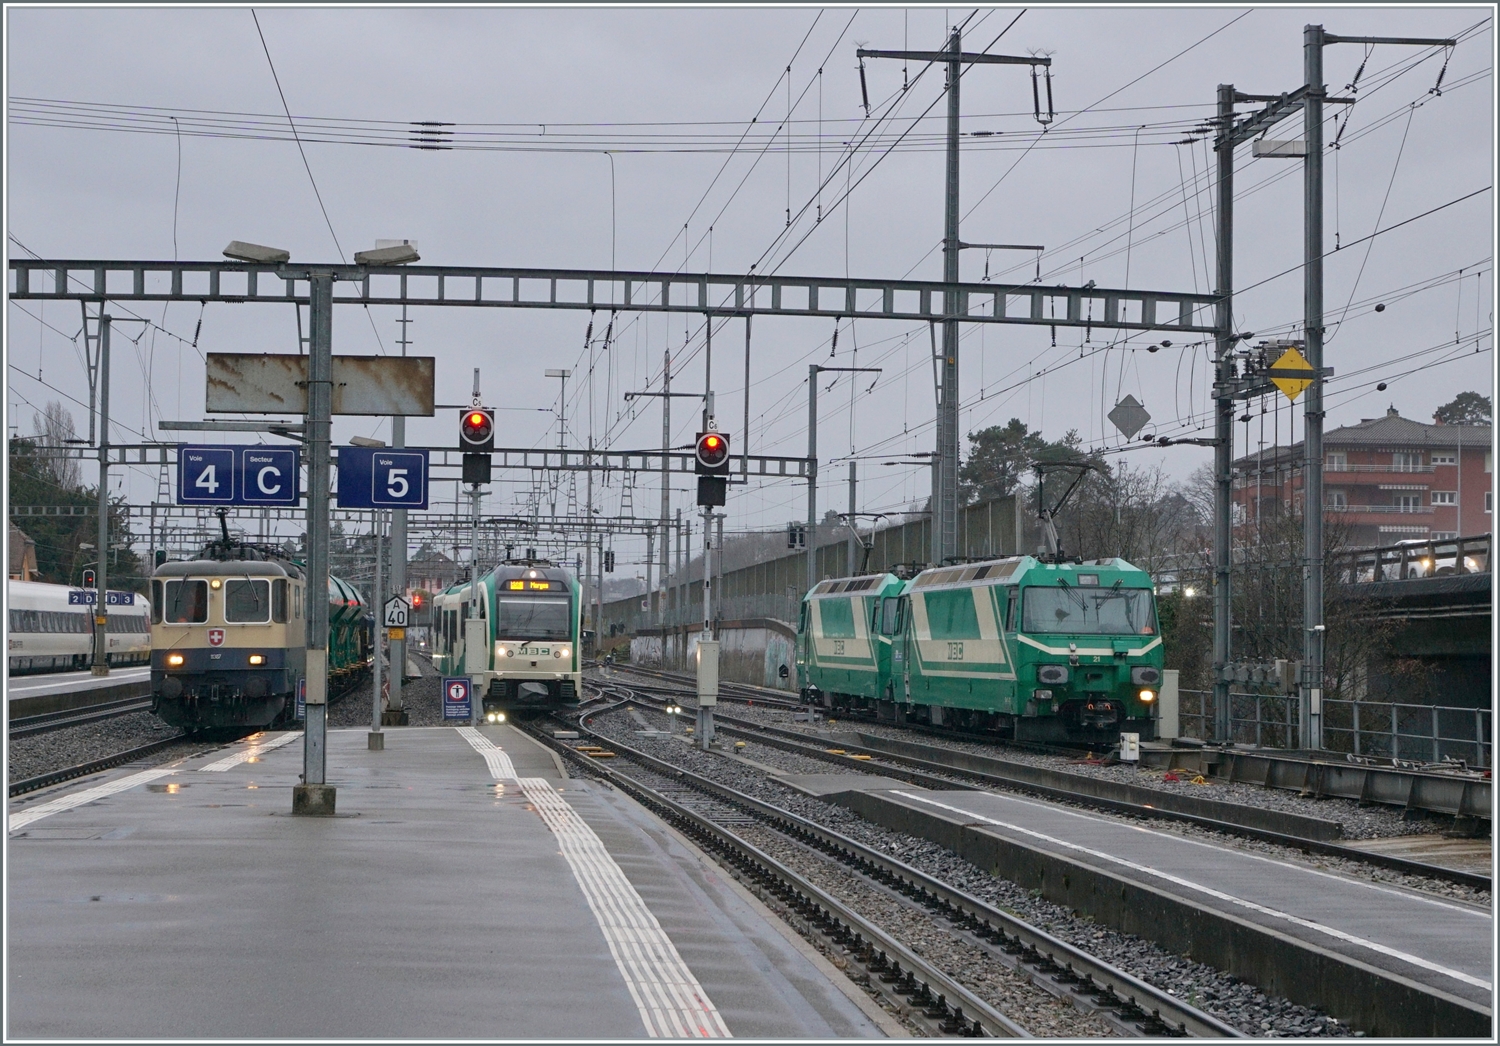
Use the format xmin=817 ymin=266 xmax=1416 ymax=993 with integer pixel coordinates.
xmin=1233 ymin=407 xmax=1492 ymax=547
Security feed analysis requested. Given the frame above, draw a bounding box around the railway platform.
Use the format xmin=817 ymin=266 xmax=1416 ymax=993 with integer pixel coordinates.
xmin=6 ymin=666 xmax=152 ymax=718
xmin=6 ymin=726 xmax=893 ymax=1039
xmin=825 ymin=781 xmax=1493 ymax=1037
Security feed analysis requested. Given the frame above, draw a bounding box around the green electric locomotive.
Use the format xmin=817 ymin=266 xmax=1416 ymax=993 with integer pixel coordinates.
xmin=797 ymin=555 xmax=1163 ymax=743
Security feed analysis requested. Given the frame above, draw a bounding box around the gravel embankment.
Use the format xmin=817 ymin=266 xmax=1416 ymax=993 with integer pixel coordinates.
xmin=8 ymin=711 xmax=220 ymax=784
xmin=582 ymin=703 xmax=1356 ymax=1038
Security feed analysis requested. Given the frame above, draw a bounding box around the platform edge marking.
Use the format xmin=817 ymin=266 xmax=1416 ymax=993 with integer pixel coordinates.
xmin=8 ymin=767 xmax=177 ymax=832
xmin=893 ymin=789 xmax=1493 ymax=992
xmin=455 ymin=727 xmax=730 ymax=1037
xmin=197 ymin=731 xmax=301 ymax=772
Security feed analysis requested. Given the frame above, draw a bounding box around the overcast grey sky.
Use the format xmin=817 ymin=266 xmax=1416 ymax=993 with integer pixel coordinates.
xmin=6 ymin=5 xmax=1493 ymax=573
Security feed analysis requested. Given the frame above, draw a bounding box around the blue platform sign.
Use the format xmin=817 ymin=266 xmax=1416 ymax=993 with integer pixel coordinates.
xmin=241 ymin=447 xmax=300 ymax=504
xmin=176 ymin=445 xmax=300 ymax=507
xmin=68 ymin=590 xmax=97 ymax=605
xmin=178 ymin=446 xmax=236 ymax=504
xmin=442 ymin=677 xmax=472 ymax=721
xmin=105 ymin=591 xmax=136 ymax=605
xmin=337 ymin=447 xmax=430 ymax=509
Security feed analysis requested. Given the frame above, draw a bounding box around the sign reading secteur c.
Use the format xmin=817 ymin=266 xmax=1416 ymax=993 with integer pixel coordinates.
xmin=442 ymin=677 xmax=472 ymax=721
xmin=176 ymin=445 xmax=301 ymax=507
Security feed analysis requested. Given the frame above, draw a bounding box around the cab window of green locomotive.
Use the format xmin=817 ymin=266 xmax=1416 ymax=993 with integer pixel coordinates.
xmin=798 ymin=602 xmax=808 ymax=633
xmin=1021 ymin=585 xmax=1156 ymax=635
xmin=1004 ymin=589 xmax=1018 ymax=631
xmin=273 ymin=579 xmax=289 ymax=623
xmin=879 ymin=597 xmax=903 ymax=635
xmin=163 ymin=580 xmax=208 ymax=624
xmin=224 ymin=579 xmax=271 ymax=623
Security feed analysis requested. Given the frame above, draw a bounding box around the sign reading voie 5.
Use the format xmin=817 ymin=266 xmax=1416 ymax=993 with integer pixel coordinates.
xmin=177 ymin=445 xmax=300 ymax=506
xmin=336 ymin=447 xmax=429 ymax=509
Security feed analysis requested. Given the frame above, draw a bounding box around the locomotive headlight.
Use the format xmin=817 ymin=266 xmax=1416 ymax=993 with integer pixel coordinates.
xmin=248 ymin=654 xmax=265 ymax=666
xmin=485 ymin=712 xmax=497 ymax=723
xmin=1138 ymin=689 xmax=1157 ymax=703
xmin=556 ymin=646 xmax=570 ymax=658
xmin=496 ymin=646 xmax=508 ymax=658
xmin=210 ymin=578 xmax=222 ymax=590
xmin=166 ymin=653 xmax=185 ymax=667
xmin=496 ymin=712 xmax=506 ymax=723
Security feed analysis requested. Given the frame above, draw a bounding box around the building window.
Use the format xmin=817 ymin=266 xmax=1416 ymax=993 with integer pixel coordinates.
xmin=1326 ymin=491 xmax=1347 ymax=509
xmin=1486 ymin=452 xmax=1492 ymax=474
xmin=1392 ymin=452 xmax=1421 ymax=472
xmin=1487 ymin=491 xmax=1493 ymax=514
xmin=1395 ymin=494 xmax=1421 ymax=512
xmin=1326 ymin=451 xmax=1347 ymax=471
xmin=1431 ymin=531 xmax=1457 ymax=540
xmin=1431 ymin=491 xmax=1457 ymax=505
xmin=1432 ymin=453 xmax=1456 ymax=465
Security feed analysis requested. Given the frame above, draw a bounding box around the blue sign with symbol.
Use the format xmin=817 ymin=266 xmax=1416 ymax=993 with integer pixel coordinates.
xmin=442 ymin=677 xmax=472 ymax=720
xmin=296 ymin=677 xmax=306 ymax=720
xmin=178 ymin=446 xmax=236 ymax=504
xmin=241 ymin=447 xmax=300 ymax=505
xmin=176 ymin=445 xmax=301 ymax=507
xmin=336 ymin=447 xmax=430 ymax=509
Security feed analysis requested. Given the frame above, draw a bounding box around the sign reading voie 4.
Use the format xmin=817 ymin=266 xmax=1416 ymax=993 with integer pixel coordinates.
xmin=336 ymin=447 xmax=429 ymax=509
xmin=177 ymin=446 xmax=300 ymax=506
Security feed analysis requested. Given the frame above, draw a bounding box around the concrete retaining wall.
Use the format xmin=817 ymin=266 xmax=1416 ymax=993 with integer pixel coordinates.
xmin=629 ymin=619 xmax=797 ymax=691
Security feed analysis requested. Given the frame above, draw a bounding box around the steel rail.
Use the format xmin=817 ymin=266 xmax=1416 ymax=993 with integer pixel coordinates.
xmin=9 ymin=696 xmax=156 ymax=738
xmin=601 ymin=674 xmax=1491 ymax=892
xmin=532 ymin=715 xmax=1024 ymax=1037
xmin=7 ymin=736 xmax=190 ymax=797
xmin=554 ymin=701 xmax=1241 ymax=1037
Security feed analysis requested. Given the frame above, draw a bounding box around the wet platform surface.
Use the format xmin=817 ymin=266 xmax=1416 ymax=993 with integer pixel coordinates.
xmin=7 ymin=726 xmax=891 ymax=1039
xmin=835 ymin=785 xmax=1493 ymax=1009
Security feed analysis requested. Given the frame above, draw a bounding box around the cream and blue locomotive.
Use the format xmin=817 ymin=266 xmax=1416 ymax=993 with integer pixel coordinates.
xmin=149 ymin=535 xmax=370 ymax=732
xmin=798 ymin=555 xmax=1163 ymax=743
xmin=432 ymin=560 xmax=582 ymax=720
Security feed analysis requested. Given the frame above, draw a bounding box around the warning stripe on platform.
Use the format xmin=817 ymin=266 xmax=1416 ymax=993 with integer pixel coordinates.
xmin=198 ymin=731 xmax=300 ymax=772
xmin=457 ymin=727 xmax=730 ymax=1038
xmin=9 ymin=767 xmax=177 ymax=833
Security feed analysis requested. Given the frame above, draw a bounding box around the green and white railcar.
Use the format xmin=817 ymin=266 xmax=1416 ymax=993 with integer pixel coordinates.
xmin=795 ymin=573 xmax=906 ymax=704
xmin=431 ymin=561 xmax=583 ymax=719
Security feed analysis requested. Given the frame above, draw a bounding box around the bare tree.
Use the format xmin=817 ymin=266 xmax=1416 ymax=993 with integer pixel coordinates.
xmin=31 ymin=401 xmax=81 ymax=492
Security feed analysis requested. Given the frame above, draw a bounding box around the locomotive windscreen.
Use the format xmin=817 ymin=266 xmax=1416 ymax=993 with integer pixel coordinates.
xmin=160 ymin=579 xmax=208 ymax=623
xmin=1022 ymin=586 xmax=1156 ymax=636
xmin=496 ymin=596 xmax=571 ymax=639
xmin=224 ymin=579 xmax=270 ymax=622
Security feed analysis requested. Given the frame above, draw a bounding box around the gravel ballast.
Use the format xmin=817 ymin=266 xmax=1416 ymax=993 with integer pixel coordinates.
xmin=579 ymin=702 xmax=1359 ymax=1037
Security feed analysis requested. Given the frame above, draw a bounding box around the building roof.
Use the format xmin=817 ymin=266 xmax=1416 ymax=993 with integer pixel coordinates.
xmin=1325 ymin=408 xmax=1489 ymax=448
xmin=1231 ymin=407 xmax=1491 ymax=470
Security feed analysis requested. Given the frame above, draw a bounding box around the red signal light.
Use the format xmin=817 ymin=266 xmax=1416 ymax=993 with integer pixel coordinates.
xmin=694 ymin=430 xmax=730 ymax=473
xmin=459 ymin=407 xmax=495 ymax=450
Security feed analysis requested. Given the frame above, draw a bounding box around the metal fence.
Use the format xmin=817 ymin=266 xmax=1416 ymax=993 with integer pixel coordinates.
xmin=1179 ymin=690 xmax=1492 ymax=767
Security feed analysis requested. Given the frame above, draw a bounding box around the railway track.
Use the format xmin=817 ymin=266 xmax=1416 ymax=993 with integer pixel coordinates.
xmin=531 ymin=697 xmax=1242 ymax=1037
xmin=8 ymin=696 xmax=157 ymax=738
xmin=8 ymin=736 xmax=192 ymax=798
xmin=598 ymin=674 xmax=1489 ymax=892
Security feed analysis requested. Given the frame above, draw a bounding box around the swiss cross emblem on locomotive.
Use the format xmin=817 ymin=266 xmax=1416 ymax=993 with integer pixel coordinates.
xmin=208 ymin=628 xmax=226 ymax=647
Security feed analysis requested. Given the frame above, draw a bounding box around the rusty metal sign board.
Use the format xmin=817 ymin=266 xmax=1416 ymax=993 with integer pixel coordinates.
xmin=206 ymin=354 xmax=435 ymax=416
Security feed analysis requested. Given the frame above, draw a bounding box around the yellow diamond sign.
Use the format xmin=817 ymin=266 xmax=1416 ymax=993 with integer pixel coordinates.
xmin=1269 ymin=346 xmax=1314 ymax=402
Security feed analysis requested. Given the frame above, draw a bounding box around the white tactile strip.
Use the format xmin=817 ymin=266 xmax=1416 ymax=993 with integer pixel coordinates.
xmin=8 ymin=731 xmax=303 ymax=833
xmin=457 ymin=727 xmax=731 ymax=1038
xmin=197 ymin=731 xmax=301 ymax=772
xmin=895 ymin=790 xmax=1493 ymax=993
xmin=9 ymin=767 xmax=178 ymax=833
